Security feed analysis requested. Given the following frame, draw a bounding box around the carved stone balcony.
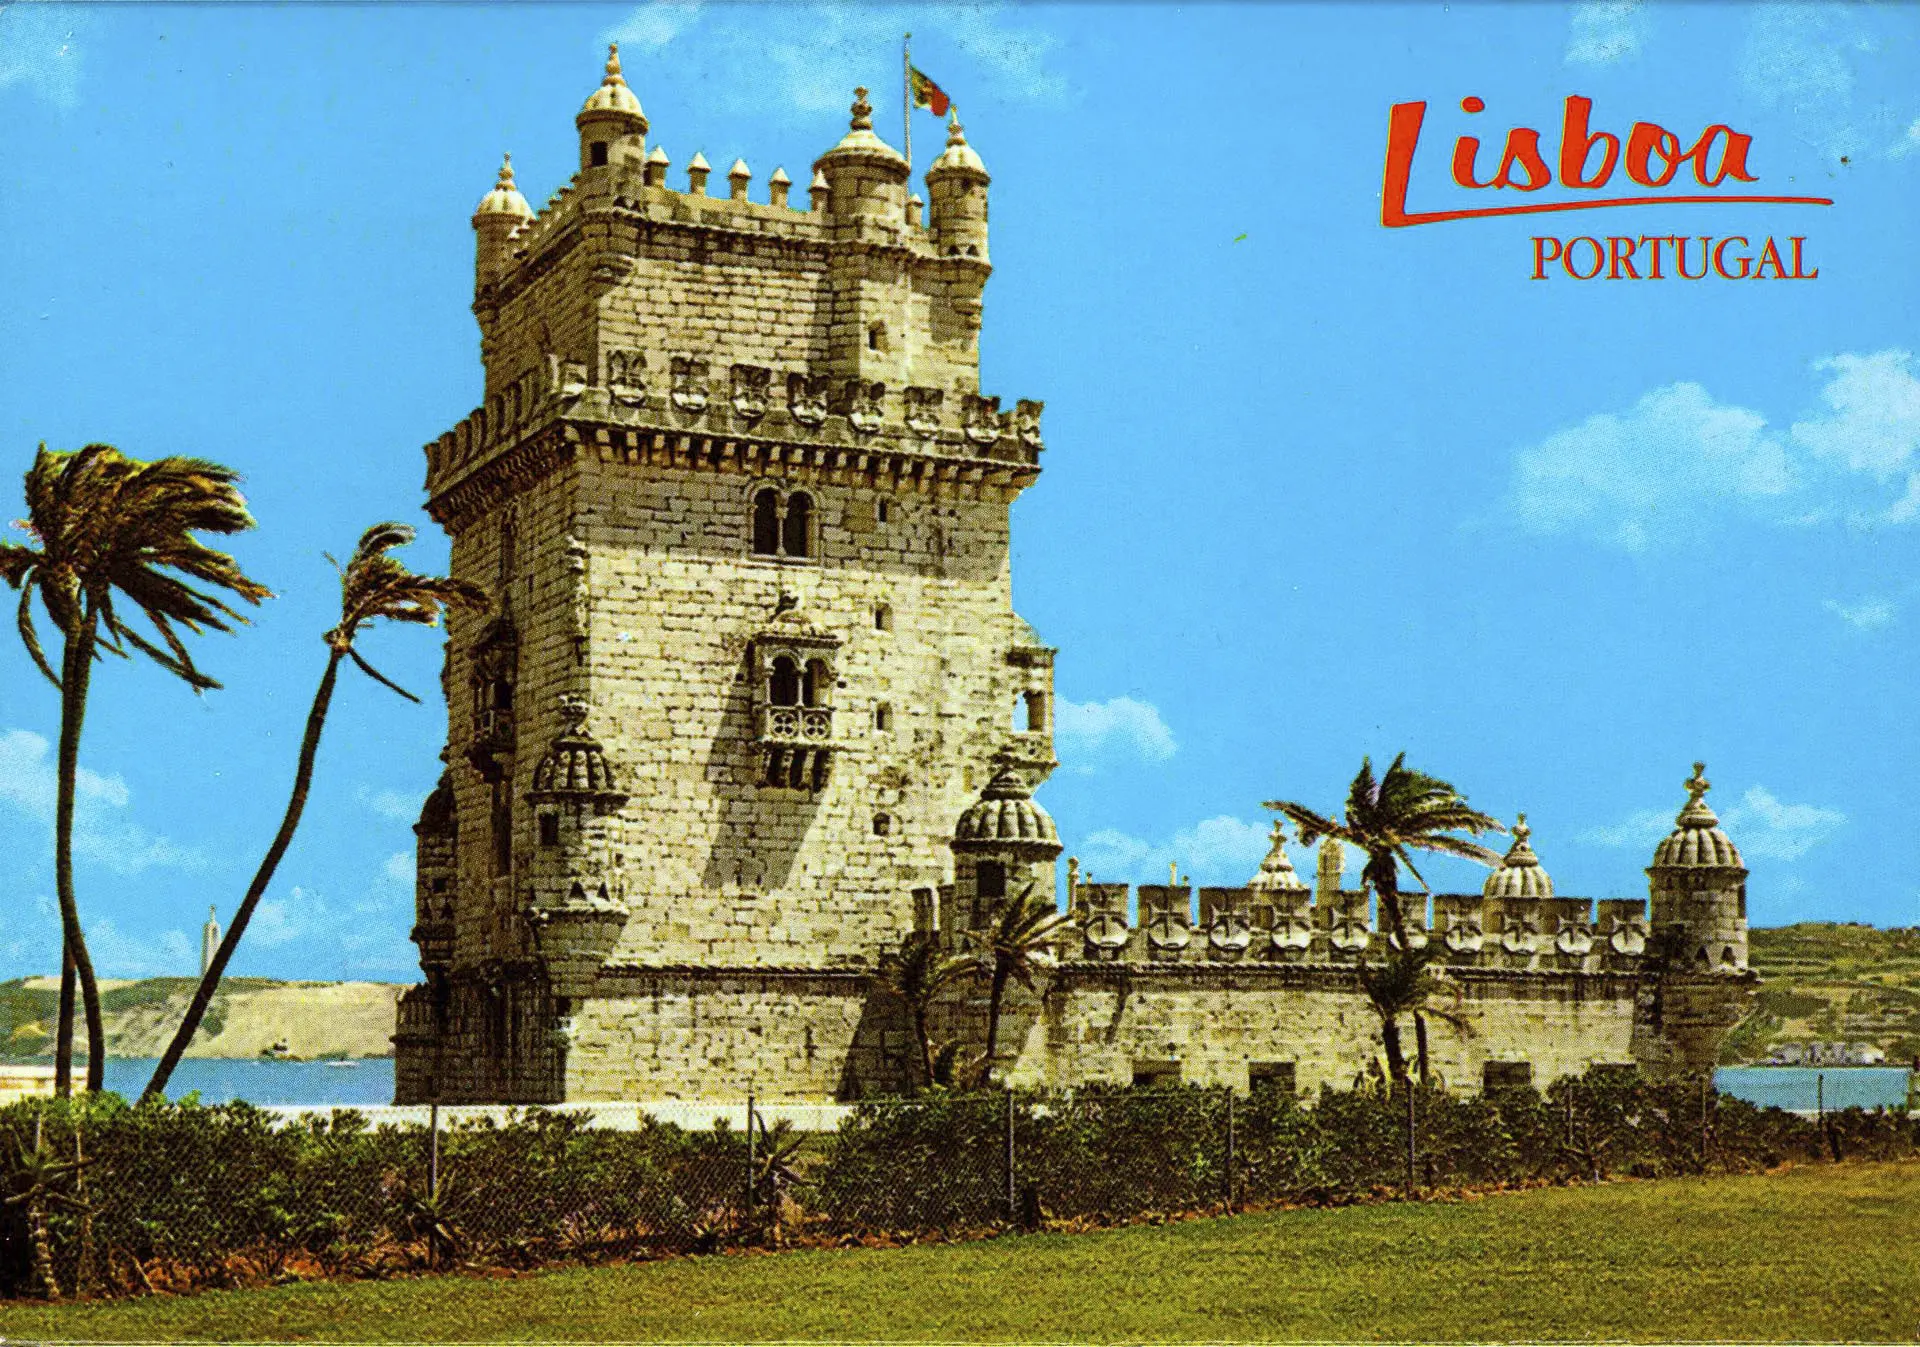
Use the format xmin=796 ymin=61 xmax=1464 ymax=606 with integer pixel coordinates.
xmin=758 ymin=704 xmax=834 ymax=745
xmin=467 ymin=706 xmax=516 ymax=782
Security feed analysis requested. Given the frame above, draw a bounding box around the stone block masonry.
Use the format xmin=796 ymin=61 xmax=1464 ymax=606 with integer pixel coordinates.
xmin=393 ymin=49 xmax=1756 ymax=1105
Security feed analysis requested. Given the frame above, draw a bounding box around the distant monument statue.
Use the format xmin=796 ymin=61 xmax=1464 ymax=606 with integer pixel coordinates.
xmin=200 ymin=905 xmax=221 ymax=978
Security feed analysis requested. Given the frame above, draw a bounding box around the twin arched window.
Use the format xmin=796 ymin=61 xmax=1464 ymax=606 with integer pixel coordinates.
xmin=752 ymin=488 xmax=812 ymax=559
xmin=767 ymin=655 xmax=831 ymax=708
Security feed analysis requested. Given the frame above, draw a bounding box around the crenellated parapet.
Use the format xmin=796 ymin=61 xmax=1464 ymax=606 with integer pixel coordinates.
xmin=1058 ymin=876 xmax=1650 ymax=976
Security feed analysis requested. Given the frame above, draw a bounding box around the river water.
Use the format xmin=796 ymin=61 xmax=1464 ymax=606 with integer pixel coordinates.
xmin=62 ymin=1060 xmax=1913 ymax=1113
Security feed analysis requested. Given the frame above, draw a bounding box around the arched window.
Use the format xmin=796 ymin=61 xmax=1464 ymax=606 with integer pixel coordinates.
xmin=874 ymin=603 xmax=893 ymax=631
xmin=803 ymin=659 xmax=831 ymax=708
xmin=872 ymin=813 xmax=892 ymax=837
xmin=769 ymin=656 xmax=800 ymax=707
xmin=1024 ymin=690 xmax=1047 ymax=733
xmin=752 ymin=488 xmax=781 ymax=555
xmin=783 ymin=492 xmax=812 ymax=558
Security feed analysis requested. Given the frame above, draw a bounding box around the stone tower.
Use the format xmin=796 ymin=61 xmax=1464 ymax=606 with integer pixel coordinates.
xmin=1634 ymin=762 xmax=1758 ymax=1077
xmin=394 ymin=50 xmax=1054 ymax=1104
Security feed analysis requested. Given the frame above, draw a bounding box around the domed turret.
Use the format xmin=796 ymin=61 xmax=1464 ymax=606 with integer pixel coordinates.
xmin=528 ymin=697 xmax=628 ymax=811
xmin=576 ymin=43 xmax=648 ymax=174
xmin=1247 ymin=823 xmax=1308 ymax=896
xmin=953 ymin=765 xmax=1060 ymax=853
xmin=472 ymin=154 xmax=533 ymax=290
xmin=1647 ymin=762 xmax=1749 ymax=974
xmin=926 ymin=113 xmax=988 ymax=262
xmin=1483 ymin=814 xmax=1554 ymax=899
xmin=951 ymin=762 xmax=1061 ymax=931
xmin=813 ymin=87 xmax=908 ymax=223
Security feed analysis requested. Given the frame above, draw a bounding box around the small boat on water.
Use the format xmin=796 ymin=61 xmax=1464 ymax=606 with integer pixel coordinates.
xmin=323 ymin=1059 xmax=360 ymax=1069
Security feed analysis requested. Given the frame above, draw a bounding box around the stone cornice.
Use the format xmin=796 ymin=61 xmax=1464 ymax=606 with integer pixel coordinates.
xmin=1047 ymin=960 xmax=1649 ymax=999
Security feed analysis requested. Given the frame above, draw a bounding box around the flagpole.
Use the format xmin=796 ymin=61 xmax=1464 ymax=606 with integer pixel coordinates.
xmin=903 ymin=32 xmax=912 ymax=171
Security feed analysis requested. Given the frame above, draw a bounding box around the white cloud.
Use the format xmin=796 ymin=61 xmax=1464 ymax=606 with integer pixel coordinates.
xmin=602 ymin=2 xmax=1065 ymax=123
xmin=85 ymin=918 xmax=194 ymax=978
xmin=1577 ymin=786 xmax=1843 ymax=862
xmin=1577 ymin=807 xmax=1674 ymax=851
xmin=358 ymin=785 xmax=423 ymax=824
xmin=1054 ymin=697 xmax=1177 ymax=768
xmin=1892 ymin=117 xmax=1920 ymax=159
xmin=1789 ymin=350 xmax=1920 ymax=484
xmin=1823 ymin=596 xmax=1896 ymax=630
xmin=1566 ymin=1 xmax=1647 ymax=66
xmin=0 ymin=728 xmax=205 ymax=874
xmin=1071 ymin=815 xmax=1277 ymax=887
xmin=1721 ymin=786 xmax=1846 ymax=861
xmin=1510 ymin=382 xmax=1794 ymax=551
xmin=606 ymin=0 xmax=703 ymax=52
xmin=1738 ymin=5 xmax=1912 ymax=161
xmin=0 ymin=3 xmax=84 ymax=108
xmin=382 ymin=851 xmax=414 ymax=887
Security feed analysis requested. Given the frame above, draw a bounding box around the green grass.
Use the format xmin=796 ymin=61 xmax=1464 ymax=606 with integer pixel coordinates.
xmin=5 ymin=1162 xmax=1917 ymax=1342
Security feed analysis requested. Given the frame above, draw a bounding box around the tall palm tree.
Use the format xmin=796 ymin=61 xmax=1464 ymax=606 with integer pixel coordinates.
xmin=1 ymin=444 xmax=268 ymax=1095
xmin=143 ymin=523 xmax=486 ymax=1101
xmin=967 ymin=884 xmax=1071 ymax=1087
xmin=1267 ymin=754 xmax=1504 ymax=1086
xmin=875 ymin=930 xmax=974 ymax=1090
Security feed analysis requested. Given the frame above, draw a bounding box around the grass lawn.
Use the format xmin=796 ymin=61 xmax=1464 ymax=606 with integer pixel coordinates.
xmin=4 ymin=1161 xmax=1917 ymax=1342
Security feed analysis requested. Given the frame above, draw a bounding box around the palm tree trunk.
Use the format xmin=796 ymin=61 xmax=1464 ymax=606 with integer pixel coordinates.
xmin=1413 ymin=1010 xmax=1431 ymax=1087
xmin=981 ymin=963 xmax=1009 ymax=1087
xmin=913 ymin=1003 xmax=934 ymax=1091
xmin=143 ymin=649 xmax=344 ymax=1101
xmin=26 ymin=1194 xmax=61 ymax=1301
xmin=1380 ymin=1015 xmax=1409 ymax=1085
xmin=54 ymin=945 xmax=74 ymax=1097
xmin=55 ymin=615 xmax=108 ymax=1095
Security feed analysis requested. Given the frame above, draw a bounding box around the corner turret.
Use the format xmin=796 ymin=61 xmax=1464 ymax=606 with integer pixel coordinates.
xmin=926 ymin=112 xmax=989 ymax=261
xmin=813 ymin=87 xmax=909 ymax=225
xmin=576 ymin=43 xmax=648 ymax=174
xmin=951 ymin=764 xmax=1061 ymax=932
xmin=1647 ymin=762 xmax=1748 ymax=973
xmin=472 ymin=154 xmax=533 ymax=291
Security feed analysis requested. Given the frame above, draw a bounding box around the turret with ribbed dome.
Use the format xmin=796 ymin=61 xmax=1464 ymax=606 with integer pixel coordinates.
xmin=577 ymin=42 xmax=648 ymax=174
xmin=926 ymin=111 xmax=989 ymax=264
xmin=1483 ymin=813 xmax=1554 ymax=899
xmin=1247 ymin=823 xmax=1308 ymax=896
xmin=1647 ymin=762 xmax=1749 ymax=974
xmin=951 ymin=762 xmax=1061 ymax=933
xmin=472 ymin=154 xmax=533 ymax=290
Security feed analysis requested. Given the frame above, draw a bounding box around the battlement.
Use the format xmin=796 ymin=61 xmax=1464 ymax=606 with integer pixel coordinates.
xmin=1034 ymin=880 xmax=1651 ymax=975
xmin=423 ymin=348 xmax=1043 ymax=513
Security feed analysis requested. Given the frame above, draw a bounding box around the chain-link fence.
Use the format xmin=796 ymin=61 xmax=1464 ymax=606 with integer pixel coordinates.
xmin=4 ymin=1073 xmax=1917 ymax=1301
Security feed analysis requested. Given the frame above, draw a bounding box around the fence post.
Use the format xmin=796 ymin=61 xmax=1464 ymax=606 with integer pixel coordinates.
xmin=1565 ymin=1080 xmax=1575 ymax=1148
xmin=746 ymin=1089 xmax=757 ymax=1220
xmin=428 ymin=1100 xmax=440 ymax=1195
xmin=1699 ymin=1073 xmax=1710 ymax=1167
xmin=1004 ymin=1086 xmax=1016 ymax=1225
xmin=1224 ymin=1089 xmax=1236 ymax=1213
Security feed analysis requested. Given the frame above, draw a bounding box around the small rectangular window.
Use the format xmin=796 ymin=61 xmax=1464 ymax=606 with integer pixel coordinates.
xmin=976 ymin=860 xmax=1006 ymax=901
xmin=538 ymin=813 xmax=560 ymax=848
xmin=1249 ymin=1061 xmax=1297 ymax=1096
xmin=590 ymin=142 xmax=609 ymax=167
xmin=1483 ymin=1060 xmax=1534 ymax=1091
xmin=1132 ymin=1061 xmax=1181 ymax=1089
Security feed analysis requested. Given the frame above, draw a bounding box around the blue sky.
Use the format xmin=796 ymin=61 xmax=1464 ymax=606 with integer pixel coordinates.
xmin=2 ymin=2 xmax=1917 ymax=982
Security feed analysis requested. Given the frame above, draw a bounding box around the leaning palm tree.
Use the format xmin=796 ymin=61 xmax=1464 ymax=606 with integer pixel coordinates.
xmin=143 ymin=523 xmax=486 ymax=1101
xmin=1267 ymin=754 xmax=1504 ymax=1086
xmin=876 ymin=931 xmax=974 ymax=1090
xmin=1 ymin=444 xmax=269 ymax=1095
xmin=967 ymin=884 xmax=1072 ymax=1087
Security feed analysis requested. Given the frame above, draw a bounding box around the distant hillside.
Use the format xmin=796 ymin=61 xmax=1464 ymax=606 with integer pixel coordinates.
xmin=1 ymin=977 xmax=404 ymax=1060
xmin=1724 ymin=923 xmax=1920 ymax=1065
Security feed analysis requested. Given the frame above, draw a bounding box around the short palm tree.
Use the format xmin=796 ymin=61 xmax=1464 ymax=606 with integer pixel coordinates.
xmin=1267 ymin=754 xmax=1504 ymax=1086
xmin=1 ymin=444 xmax=268 ymax=1095
xmin=967 ymin=884 xmax=1071 ymax=1087
xmin=142 ymin=523 xmax=486 ymax=1101
xmin=876 ymin=931 xmax=974 ymax=1090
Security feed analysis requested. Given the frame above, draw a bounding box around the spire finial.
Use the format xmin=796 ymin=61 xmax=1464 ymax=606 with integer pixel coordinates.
xmin=1514 ymin=811 xmax=1530 ymax=841
xmin=946 ymin=110 xmax=966 ymax=145
xmin=605 ymin=42 xmax=624 ymax=83
xmin=497 ymin=153 xmax=516 ymax=189
xmin=850 ymin=86 xmax=873 ymax=132
xmin=1687 ymin=761 xmax=1710 ymax=801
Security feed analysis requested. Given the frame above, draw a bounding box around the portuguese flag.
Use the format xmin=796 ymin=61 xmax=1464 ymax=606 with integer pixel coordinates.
xmin=909 ymin=64 xmax=950 ymax=118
